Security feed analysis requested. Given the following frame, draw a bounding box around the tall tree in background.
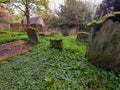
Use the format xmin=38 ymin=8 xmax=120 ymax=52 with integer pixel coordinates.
xmin=57 ymin=0 xmax=92 ymax=32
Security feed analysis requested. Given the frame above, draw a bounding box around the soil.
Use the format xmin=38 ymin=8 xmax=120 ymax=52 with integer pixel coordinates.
xmin=0 ymin=40 xmax=32 ymax=61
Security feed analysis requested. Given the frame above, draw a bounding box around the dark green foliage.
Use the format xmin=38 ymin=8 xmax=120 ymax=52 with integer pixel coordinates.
xmin=0 ymin=29 xmax=120 ymax=90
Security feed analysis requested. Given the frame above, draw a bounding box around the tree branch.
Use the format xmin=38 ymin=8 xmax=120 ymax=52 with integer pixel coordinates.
xmin=13 ymin=3 xmax=25 ymax=13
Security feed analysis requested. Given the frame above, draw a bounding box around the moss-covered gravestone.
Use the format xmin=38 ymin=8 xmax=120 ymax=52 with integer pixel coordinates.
xmin=86 ymin=20 xmax=120 ymax=70
xmin=26 ymin=27 xmax=39 ymax=44
xmin=60 ymin=25 xmax=69 ymax=36
xmin=50 ymin=39 xmax=63 ymax=50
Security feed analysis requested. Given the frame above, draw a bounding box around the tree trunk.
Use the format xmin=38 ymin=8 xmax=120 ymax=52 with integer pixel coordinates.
xmin=25 ymin=8 xmax=39 ymax=44
xmin=27 ymin=28 xmax=39 ymax=44
xmin=26 ymin=8 xmax=30 ymax=29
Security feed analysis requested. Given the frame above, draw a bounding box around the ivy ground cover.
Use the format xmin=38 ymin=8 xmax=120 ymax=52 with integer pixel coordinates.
xmin=0 ymin=29 xmax=120 ymax=90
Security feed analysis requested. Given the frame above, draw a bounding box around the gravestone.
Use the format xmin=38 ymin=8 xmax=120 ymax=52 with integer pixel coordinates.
xmin=50 ymin=39 xmax=63 ymax=50
xmin=76 ymin=32 xmax=89 ymax=43
xmin=86 ymin=20 xmax=120 ymax=70
xmin=60 ymin=25 xmax=69 ymax=36
xmin=26 ymin=27 xmax=39 ymax=44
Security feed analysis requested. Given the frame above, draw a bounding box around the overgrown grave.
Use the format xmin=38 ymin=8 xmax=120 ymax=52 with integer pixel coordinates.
xmin=0 ymin=40 xmax=32 ymax=61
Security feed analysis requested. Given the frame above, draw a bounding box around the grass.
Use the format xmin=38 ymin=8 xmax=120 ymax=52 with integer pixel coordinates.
xmin=0 ymin=28 xmax=120 ymax=90
xmin=0 ymin=28 xmax=27 ymax=44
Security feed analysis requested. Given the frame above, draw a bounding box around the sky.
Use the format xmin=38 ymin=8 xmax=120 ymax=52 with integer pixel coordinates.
xmin=49 ymin=0 xmax=103 ymax=11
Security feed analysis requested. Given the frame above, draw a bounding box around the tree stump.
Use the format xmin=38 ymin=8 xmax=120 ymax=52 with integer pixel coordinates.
xmin=50 ymin=39 xmax=63 ymax=50
xmin=26 ymin=28 xmax=39 ymax=44
xmin=76 ymin=32 xmax=89 ymax=43
xmin=86 ymin=20 xmax=120 ymax=70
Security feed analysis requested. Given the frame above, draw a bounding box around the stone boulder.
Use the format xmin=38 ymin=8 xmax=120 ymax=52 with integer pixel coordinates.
xmin=86 ymin=20 xmax=120 ymax=70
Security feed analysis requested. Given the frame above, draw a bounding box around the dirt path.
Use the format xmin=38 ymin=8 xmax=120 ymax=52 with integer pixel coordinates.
xmin=0 ymin=40 xmax=32 ymax=61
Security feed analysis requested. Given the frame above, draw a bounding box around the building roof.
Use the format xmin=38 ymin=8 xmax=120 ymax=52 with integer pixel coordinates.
xmin=23 ymin=16 xmax=46 ymax=26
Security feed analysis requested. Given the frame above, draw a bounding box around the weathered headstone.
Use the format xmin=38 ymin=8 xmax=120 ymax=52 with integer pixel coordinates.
xmin=26 ymin=27 xmax=39 ymax=44
xmin=50 ymin=39 xmax=63 ymax=50
xmin=86 ymin=20 xmax=120 ymax=70
xmin=60 ymin=25 xmax=69 ymax=36
xmin=76 ymin=32 xmax=89 ymax=43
